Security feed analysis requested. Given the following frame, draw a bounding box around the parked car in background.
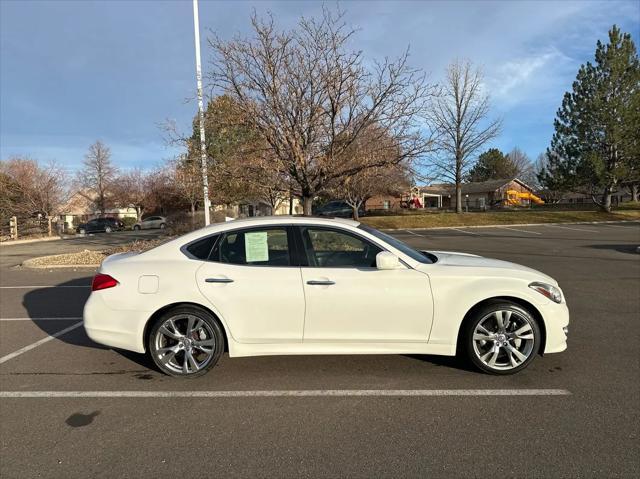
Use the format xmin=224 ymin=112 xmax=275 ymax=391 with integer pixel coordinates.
xmin=76 ymin=217 xmax=124 ymax=235
xmin=314 ymin=200 xmax=364 ymax=218
xmin=133 ymin=216 xmax=167 ymax=230
xmin=84 ymin=216 xmax=569 ymax=378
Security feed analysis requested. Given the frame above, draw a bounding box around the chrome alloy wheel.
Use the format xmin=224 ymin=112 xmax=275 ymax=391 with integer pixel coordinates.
xmin=153 ymin=315 xmax=216 ymax=375
xmin=472 ymin=309 xmax=536 ymax=371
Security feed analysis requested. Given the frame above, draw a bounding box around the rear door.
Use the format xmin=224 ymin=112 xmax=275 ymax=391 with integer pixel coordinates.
xmin=195 ymin=225 xmax=305 ymax=343
xmin=297 ymin=226 xmax=433 ymax=342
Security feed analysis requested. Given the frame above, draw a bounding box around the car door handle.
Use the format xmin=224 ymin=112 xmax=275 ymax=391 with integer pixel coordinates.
xmin=306 ymin=280 xmax=335 ymax=286
xmin=205 ymin=277 xmax=234 ymax=283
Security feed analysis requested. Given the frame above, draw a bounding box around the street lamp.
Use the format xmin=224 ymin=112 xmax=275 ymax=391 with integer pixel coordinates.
xmin=192 ymin=0 xmax=211 ymax=226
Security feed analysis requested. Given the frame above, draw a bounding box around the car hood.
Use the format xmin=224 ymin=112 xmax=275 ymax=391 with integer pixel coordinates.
xmin=424 ymin=250 xmax=557 ymax=285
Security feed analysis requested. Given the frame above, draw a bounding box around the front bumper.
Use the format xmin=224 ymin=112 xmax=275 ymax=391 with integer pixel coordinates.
xmin=542 ymin=301 xmax=570 ymax=354
xmin=83 ymin=292 xmax=149 ymax=353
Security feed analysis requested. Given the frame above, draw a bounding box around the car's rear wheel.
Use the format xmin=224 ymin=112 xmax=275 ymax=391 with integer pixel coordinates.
xmin=463 ymin=302 xmax=540 ymax=375
xmin=133 ymin=225 xmax=141 ymax=231
xmin=148 ymin=306 xmax=224 ymax=378
xmin=105 ymin=226 xmax=112 ymax=233
xmin=79 ymin=228 xmax=86 ymax=235
xmin=159 ymin=223 xmax=166 ymax=229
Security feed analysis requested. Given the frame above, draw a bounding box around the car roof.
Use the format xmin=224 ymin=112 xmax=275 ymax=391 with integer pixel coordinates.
xmin=216 ymin=215 xmax=360 ymax=228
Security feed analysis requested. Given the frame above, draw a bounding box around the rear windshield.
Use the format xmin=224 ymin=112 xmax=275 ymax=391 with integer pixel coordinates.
xmin=358 ymin=224 xmax=434 ymax=264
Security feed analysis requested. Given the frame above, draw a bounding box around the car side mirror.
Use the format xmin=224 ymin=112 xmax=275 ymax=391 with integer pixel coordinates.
xmin=376 ymin=251 xmax=402 ymax=270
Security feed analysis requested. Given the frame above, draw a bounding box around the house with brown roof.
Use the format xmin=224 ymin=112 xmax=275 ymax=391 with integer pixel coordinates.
xmin=417 ymin=178 xmax=541 ymax=210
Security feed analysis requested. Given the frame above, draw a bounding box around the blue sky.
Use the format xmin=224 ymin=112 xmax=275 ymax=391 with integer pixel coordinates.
xmin=1 ymin=0 xmax=638 ymax=174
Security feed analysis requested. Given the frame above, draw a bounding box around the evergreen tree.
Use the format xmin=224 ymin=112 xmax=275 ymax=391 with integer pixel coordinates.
xmin=539 ymin=25 xmax=640 ymax=211
xmin=467 ymin=148 xmax=514 ymax=182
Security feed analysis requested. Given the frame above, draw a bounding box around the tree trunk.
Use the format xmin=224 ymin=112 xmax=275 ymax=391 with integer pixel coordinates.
xmin=455 ymin=183 xmax=463 ymax=214
xmin=47 ymin=217 xmax=52 ymax=237
xmin=136 ymin=206 xmax=143 ymax=221
xmin=632 ymin=183 xmax=639 ymax=202
xmin=289 ymin=189 xmax=294 ymax=215
xmin=190 ymin=202 xmax=196 ymax=228
xmin=303 ymin=196 xmax=313 ymax=216
xmin=352 ymin=205 xmax=359 ymax=221
xmin=600 ymin=186 xmax=612 ymax=213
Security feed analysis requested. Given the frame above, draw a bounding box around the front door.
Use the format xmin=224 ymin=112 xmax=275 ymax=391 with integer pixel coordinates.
xmin=297 ymin=226 xmax=433 ymax=342
xmin=195 ymin=225 xmax=305 ymax=343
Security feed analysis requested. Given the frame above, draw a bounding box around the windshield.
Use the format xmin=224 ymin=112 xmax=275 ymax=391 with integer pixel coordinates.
xmin=358 ymin=224 xmax=434 ymax=264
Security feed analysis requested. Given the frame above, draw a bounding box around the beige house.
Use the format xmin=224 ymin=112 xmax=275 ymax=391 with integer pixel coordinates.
xmin=216 ymin=197 xmax=304 ymax=218
xmin=58 ymin=191 xmax=137 ymax=230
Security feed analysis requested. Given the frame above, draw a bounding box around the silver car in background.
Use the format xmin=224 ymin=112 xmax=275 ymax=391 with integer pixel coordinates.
xmin=132 ymin=216 xmax=167 ymax=230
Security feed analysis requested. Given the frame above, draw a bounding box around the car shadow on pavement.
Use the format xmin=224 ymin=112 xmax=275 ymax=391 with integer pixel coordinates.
xmin=403 ymin=354 xmax=476 ymax=373
xmin=587 ymin=244 xmax=640 ymax=255
xmin=23 ymin=277 xmax=156 ymax=370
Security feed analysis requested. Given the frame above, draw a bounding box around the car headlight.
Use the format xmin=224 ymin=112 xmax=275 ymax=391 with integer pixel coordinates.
xmin=529 ymin=282 xmax=563 ymax=303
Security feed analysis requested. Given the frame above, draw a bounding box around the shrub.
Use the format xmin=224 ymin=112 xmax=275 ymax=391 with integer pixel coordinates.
xmin=121 ymin=216 xmax=138 ymax=229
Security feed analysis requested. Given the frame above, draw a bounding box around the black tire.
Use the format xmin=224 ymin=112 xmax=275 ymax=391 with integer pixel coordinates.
xmin=462 ymin=302 xmax=541 ymax=375
xmin=105 ymin=226 xmax=112 ymax=233
xmin=79 ymin=228 xmax=86 ymax=235
xmin=148 ymin=306 xmax=224 ymax=378
xmin=159 ymin=223 xmax=166 ymax=229
xmin=133 ymin=225 xmax=141 ymax=231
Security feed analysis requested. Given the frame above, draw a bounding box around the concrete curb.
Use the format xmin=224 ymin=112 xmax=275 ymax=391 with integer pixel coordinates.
xmin=0 ymin=236 xmax=68 ymax=246
xmin=20 ymin=259 xmax=100 ymax=269
xmin=380 ymin=220 xmax=640 ymax=231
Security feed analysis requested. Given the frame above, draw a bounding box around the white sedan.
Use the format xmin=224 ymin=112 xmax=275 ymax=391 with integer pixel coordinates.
xmin=84 ymin=216 xmax=569 ymax=377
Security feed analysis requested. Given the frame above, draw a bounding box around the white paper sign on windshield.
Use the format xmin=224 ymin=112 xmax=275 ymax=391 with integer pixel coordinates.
xmin=245 ymin=231 xmax=269 ymax=262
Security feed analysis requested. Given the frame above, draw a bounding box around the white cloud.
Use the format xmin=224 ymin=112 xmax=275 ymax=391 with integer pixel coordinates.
xmin=485 ymin=47 xmax=576 ymax=109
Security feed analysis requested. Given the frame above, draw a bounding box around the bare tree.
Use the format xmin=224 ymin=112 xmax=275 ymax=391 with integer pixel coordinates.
xmin=428 ymin=60 xmax=502 ymax=213
xmin=506 ymin=147 xmax=537 ymax=186
xmin=172 ymin=156 xmax=203 ymax=227
xmin=77 ymin=141 xmax=117 ymax=215
xmin=208 ymin=8 xmax=435 ymax=215
xmin=329 ymin=125 xmax=409 ymax=219
xmin=1 ymin=156 xmax=69 ymax=235
xmin=113 ymin=168 xmax=151 ymax=220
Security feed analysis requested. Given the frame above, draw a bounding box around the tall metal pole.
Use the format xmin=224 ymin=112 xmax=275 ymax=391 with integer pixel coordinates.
xmin=192 ymin=0 xmax=211 ymax=226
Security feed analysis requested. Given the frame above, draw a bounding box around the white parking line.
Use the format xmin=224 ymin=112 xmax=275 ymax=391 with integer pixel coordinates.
xmin=450 ymin=228 xmax=479 ymax=236
xmin=0 ymin=321 xmax=83 ymax=365
xmin=0 ymin=285 xmax=90 ymax=289
xmin=545 ymin=224 xmax=598 ymax=233
xmin=496 ymin=226 xmax=542 ymax=235
xmin=0 ymin=317 xmax=83 ymax=321
xmin=404 ymin=230 xmax=427 ymax=237
xmin=0 ymin=389 xmax=571 ymax=398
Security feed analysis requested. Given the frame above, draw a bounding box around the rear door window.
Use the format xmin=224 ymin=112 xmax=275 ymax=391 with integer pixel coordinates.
xmin=184 ymin=235 xmax=219 ymax=260
xmin=211 ymin=227 xmax=291 ymax=266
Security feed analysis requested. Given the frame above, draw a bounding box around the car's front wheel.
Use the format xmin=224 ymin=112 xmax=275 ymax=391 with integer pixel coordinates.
xmin=463 ymin=302 xmax=540 ymax=375
xmin=105 ymin=226 xmax=112 ymax=233
xmin=133 ymin=225 xmax=141 ymax=230
xmin=148 ymin=306 xmax=225 ymax=378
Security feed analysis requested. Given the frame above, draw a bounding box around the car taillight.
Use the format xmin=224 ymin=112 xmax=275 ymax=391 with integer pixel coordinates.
xmin=92 ymin=274 xmax=119 ymax=291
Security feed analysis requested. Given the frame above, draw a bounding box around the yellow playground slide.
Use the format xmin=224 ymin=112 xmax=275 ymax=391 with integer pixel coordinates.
xmin=505 ymin=189 xmax=545 ymax=206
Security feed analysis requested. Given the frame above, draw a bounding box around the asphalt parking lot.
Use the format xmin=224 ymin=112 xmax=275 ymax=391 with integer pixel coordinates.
xmin=1 ymin=222 xmax=639 ymax=478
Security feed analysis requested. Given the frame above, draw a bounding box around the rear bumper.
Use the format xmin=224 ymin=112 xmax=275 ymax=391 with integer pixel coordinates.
xmin=83 ymin=293 xmax=149 ymax=353
xmin=542 ymin=302 xmax=570 ymax=354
